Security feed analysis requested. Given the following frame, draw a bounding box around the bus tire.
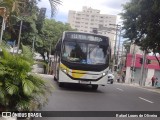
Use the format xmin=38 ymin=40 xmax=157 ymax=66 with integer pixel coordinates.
xmin=111 ymin=81 xmax=113 ymax=84
xmin=59 ymin=82 xmax=64 ymax=87
xmin=54 ymin=76 xmax=57 ymax=81
xmin=92 ymin=85 xmax=98 ymax=90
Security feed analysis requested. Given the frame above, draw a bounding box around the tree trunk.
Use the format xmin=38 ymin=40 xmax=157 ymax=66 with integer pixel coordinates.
xmin=154 ymin=53 xmax=160 ymax=67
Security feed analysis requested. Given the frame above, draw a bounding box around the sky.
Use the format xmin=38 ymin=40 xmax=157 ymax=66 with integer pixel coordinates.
xmin=38 ymin=0 xmax=130 ymax=24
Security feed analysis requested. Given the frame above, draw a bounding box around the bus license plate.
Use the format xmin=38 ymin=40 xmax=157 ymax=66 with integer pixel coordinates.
xmin=80 ymin=80 xmax=90 ymax=84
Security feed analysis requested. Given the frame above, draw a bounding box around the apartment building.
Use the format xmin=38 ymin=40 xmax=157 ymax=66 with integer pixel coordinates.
xmin=68 ymin=6 xmax=117 ymax=54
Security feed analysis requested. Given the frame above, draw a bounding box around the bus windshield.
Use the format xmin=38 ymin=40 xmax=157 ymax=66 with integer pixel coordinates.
xmin=62 ymin=41 xmax=107 ymax=65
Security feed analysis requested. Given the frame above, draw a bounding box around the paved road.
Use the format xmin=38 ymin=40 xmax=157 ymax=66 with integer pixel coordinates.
xmin=35 ymin=74 xmax=160 ymax=120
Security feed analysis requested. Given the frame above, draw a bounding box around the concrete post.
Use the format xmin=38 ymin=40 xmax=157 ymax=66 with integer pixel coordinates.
xmin=17 ymin=20 xmax=23 ymax=53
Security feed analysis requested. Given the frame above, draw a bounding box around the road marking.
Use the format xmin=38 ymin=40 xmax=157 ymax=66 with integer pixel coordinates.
xmin=139 ymin=97 xmax=154 ymax=104
xmin=116 ymin=88 xmax=124 ymax=91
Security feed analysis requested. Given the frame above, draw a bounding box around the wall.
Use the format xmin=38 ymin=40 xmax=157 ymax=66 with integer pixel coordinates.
xmin=145 ymin=69 xmax=154 ymax=86
xmin=125 ymin=67 xmax=131 ymax=83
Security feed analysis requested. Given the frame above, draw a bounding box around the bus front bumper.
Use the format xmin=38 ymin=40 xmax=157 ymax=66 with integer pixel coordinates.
xmin=58 ymin=70 xmax=108 ymax=86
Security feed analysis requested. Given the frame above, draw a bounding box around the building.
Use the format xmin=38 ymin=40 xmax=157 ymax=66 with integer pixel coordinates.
xmin=125 ymin=44 xmax=160 ymax=86
xmin=68 ymin=6 xmax=117 ymax=54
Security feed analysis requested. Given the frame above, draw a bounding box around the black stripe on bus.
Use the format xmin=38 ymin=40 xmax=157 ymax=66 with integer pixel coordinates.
xmin=61 ymin=70 xmax=105 ymax=81
xmin=71 ymin=72 xmax=99 ymax=75
xmin=61 ymin=59 xmax=108 ymax=72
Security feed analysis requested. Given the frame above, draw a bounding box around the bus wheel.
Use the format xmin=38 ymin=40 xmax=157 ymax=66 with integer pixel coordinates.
xmin=59 ymin=82 xmax=64 ymax=87
xmin=92 ymin=85 xmax=98 ymax=90
xmin=54 ymin=76 xmax=57 ymax=81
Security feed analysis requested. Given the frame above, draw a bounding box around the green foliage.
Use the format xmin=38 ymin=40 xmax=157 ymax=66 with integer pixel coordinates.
xmin=123 ymin=40 xmax=131 ymax=53
xmin=0 ymin=45 xmax=53 ymax=111
xmin=21 ymin=44 xmax=34 ymax=64
xmin=0 ymin=0 xmax=73 ymax=73
xmin=121 ymin=0 xmax=160 ymax=54
xmin=48 ymin=0 xmax=62 ymax=18
xmin=35 ymin=19 xmax=74 ymax=61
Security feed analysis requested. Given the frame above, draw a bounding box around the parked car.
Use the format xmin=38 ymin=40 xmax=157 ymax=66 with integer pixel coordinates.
xmin=108 ymin=73 xmax=114 ymax=84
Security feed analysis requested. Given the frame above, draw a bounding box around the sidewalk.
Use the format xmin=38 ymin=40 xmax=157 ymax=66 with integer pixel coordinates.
xmin=116 ymin=82 xmax=160 ymax=94
xmin=141 ymin=86 xmax=160 ymax=94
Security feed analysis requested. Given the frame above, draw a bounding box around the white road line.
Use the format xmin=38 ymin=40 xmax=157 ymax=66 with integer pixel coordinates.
xmin=139 ymin=97 xmax=154 ymax=104
xmin=116 ymin=88 xmax=124 ymax=91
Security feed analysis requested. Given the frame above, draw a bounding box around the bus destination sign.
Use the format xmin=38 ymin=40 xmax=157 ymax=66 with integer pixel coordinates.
xmin=66 ymin=33 xmax=103 ymax=42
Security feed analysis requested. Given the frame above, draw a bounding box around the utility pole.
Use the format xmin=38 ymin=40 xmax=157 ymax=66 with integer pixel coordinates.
xmin=17 ymin=20 xmax=23 ymax=54
xmin=117 ymin=27 xmax=122 ymax=67
xmin=120 ymin=45 xmax=124 ymax=70
xmin=48 ymin=38 xmax=52 ymax=74
xmin=0 ymin=7 xmax=6 ymax=44
xmin=110 ymin=24 xmax=121 ymax=72
xmin=131 ymin=44 xmax=136 ymax=83
xmin=140 ymin=50 xmax=147 ymax=86
xmin=0 ymin=16 xmax=4 ymax=43
xmin=32 ymin=35 xmax=36 ymax=53
xmin=113 ymin=25 xmax=118 ymax=65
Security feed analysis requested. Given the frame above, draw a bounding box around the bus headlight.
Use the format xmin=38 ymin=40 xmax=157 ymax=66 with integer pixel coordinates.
xmin=102 ymin=73 xmax=106 ymax=76
xmin=63 ymin=69 xmax=67 ymax=73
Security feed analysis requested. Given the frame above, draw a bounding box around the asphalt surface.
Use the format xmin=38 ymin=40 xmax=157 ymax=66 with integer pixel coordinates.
xmin=34 ymin=74 xmax=160 ymax=120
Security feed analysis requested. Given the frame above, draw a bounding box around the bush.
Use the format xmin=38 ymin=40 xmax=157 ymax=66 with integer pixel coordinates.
xmin=0 ymin=45 xmax=53 ymax=111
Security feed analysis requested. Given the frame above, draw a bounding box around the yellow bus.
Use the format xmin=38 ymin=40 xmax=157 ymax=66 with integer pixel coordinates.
xmin=52 ymin=31 xmax=111 ymax=90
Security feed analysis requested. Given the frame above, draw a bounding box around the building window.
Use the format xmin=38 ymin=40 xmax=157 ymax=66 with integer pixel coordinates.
xmin=75 ymin=21 xmax=80 ymax=23
xmin=75 ymin=25 xmax=80 ymax=27
xmin=76 ymin=17 xmax=80 ymax=20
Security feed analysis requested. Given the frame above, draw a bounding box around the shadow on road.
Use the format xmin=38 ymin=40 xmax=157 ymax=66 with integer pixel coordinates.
xmin=54 ymin=82 xmax=105 ymax=94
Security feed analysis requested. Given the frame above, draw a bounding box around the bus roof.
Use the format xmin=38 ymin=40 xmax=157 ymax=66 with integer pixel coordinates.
xmin=63 ymin=31 xmax=109 ymax=38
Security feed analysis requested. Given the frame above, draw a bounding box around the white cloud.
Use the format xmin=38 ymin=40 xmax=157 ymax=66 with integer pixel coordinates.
xmin=38 ymin=0 xmax=130 ymax=23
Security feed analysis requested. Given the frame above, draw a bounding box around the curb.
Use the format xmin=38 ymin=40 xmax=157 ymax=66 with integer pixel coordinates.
xmin=115 ymin=83 xmax=160 ymax=94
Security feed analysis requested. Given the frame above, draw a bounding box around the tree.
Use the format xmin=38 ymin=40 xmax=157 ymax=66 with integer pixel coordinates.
xmin=0 ymin=0 xmax=39 ymax=43
xmin=48 ymin=0 xmax=62 ymax=17
xmin=34 ymin=19 xmax=74 ymax=73
xmin=0 ymin=0 xmax=66 ymax=74
xmin=0 ymin=0 xmax=62 ymax=42
xmin=121 ymin=0 xmax=160 ymax=65
xmin=123 ymin=40 xmax=131 ymax=54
